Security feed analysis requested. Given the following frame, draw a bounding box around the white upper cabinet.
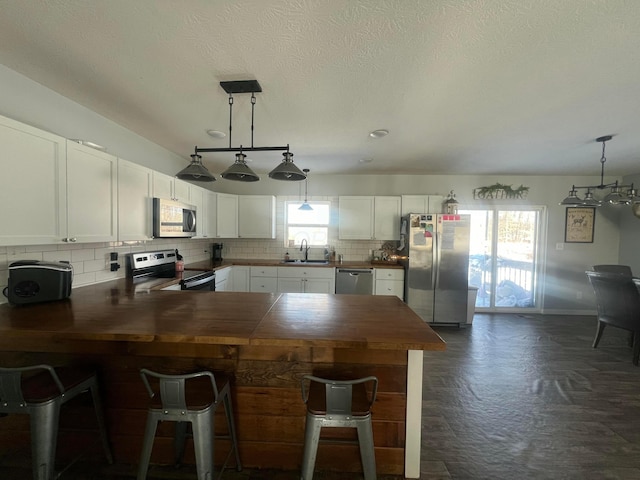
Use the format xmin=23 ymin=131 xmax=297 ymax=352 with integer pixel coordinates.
xmin=373 ymin=196 xmax=401 ymax=241
xmin=338 ymin=196 xmax=401 ymax=240
xmin=214 ymin=193 xmax=238 ymax=238
xmin=66 ymin=141 xmax=118 ymax=243
xmin=0 ymin=114 xmax=67 ymax=246
xmin=188 ymin=185 xmax=206 ymax=238
xmin=238 ymin=195 xmax=276 ymax=239
xmin=117 ymin=158 xmax=152 ymax=241
xmin=339 ymin=196 xmax=374 ymax=240
xmin=173 ymin=179 xmax=190 ymax=203
xmin=152 ymin=171 xmax=173 ymax=199
xmin=151 ymin=172 xmax=192 ymax=203
xmin=401 ymin=195 xmax=444 ymax=215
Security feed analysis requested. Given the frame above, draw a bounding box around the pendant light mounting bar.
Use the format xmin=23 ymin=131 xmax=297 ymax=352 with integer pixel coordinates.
xmin=189 ymin=79 xmax=305 ymax=182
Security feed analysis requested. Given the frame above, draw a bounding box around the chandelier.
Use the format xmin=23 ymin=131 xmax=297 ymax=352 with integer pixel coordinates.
xmin=177 ymin=80 xmax=306 ymax=182
xmin=559 ymin=135 xmax=637 ymax=208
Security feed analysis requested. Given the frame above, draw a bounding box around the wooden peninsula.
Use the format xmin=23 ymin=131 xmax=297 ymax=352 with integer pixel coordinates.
xmin=0 ymin=279 xmax=445 ymax=478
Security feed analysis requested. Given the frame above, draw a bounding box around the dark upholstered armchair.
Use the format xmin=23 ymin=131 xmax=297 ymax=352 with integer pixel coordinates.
xmin=586 ymin=270 xmax=640 ymax=365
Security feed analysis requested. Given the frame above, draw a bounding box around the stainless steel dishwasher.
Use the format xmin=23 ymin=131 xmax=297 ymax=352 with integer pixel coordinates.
xmin=335 ymin=268 xmax=374 ymax=294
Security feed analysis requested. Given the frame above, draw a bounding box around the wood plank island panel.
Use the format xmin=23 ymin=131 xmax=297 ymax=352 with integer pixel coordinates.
xmin=0 ymin=280 xmax=445 ymax=477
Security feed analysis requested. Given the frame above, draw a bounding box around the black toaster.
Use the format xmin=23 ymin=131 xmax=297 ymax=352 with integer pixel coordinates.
xmin=4 ymin=260 xmax=73 ymax=305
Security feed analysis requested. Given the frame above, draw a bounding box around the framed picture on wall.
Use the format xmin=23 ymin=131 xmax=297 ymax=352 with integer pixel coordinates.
xmin=564 ymin=207 xmax=595 ymax=243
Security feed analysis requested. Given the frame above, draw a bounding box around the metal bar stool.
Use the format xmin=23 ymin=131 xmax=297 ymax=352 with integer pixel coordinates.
xmin=0 ymin=364 xmax=113 ymax=480
xmin=137 ymin=368 xmax=242 ymax=480
xmin=300 ymin=375 xmax=378 ymax=480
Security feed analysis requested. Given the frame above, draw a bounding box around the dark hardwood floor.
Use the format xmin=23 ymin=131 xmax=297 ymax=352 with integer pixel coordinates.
xmin=2 ymin=313 xmax=639 ymax=479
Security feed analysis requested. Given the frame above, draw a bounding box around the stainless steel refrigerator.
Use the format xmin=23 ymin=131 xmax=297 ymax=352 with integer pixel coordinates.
xmin=398 ymin=213 xmax=470 ymax=326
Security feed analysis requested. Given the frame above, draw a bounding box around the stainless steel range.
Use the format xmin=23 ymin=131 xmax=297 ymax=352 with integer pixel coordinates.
xmin=128 ymin=250 xmax=215 ymax=291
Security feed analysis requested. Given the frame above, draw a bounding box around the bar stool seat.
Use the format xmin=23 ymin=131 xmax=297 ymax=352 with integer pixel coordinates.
xmin=0 ymin=364 xmax=113 ymax=480
xmin=300 ymin=375 xmax=378 ymax=480
xmin=137 ymin=368 xmax=242 ymax=480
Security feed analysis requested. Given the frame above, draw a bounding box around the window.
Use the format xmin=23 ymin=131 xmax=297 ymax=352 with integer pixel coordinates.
xmin=285 ymin=201 xmax=330 ymax=247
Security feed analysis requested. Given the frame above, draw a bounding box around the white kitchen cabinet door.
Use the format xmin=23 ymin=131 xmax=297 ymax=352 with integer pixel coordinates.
xmin=401 ymin=195 xmax=444 ymax=215
xmin=374 ymin=196 xmax=401 ymax=241
xmin=188 ymin=185 xmax=206 ymax=238
xmin=338 ymin=196 xmax=374 ymax=239
xmin=231 ymin=266 xmax=250 ymax=292
xmin=152 ymin=171 xmax=173 ymax=199
xmin=277 ymin=277 xmax=304 ymax=293
xmin=305 ymin=278 xmax=335 ymax=293
xmin=66 ymin=140 xmax=117 ymax=243
xmin=374 ymin=268 xmax=404 ymax=299
xmin=173 ymin=179 xmax=190 ymax=203
xmin=215 ymin=266 xmax=231 ymax=291
xmin=117 ymin=159 xmax=152 ymax=241
xmin=238 ymin=195 xmax=276 ymax=238
xmin=277 ymin=266 xmax=336 ymax=293
xmin=215 ymin=193 xmax=239 ymax=238
xmin=250 ymin=276 xmax=278 ymax=293
xmin=0 ymin=114 xmax=67 ymax=246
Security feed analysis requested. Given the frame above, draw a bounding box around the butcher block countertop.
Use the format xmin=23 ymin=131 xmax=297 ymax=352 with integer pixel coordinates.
xmin=0 ymin=278 xmax=444 ymax=351
xmin=185 ymin=258 xmax=404 ymax=271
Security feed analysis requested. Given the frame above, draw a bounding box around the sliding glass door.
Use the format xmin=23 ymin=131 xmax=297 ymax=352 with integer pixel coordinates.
xmin=460 ymin=207 xmax=544 ymax=311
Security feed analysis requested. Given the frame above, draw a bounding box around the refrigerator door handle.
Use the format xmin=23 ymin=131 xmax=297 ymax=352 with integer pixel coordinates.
xmin=434 ymin=231 xmax=440 ymax=288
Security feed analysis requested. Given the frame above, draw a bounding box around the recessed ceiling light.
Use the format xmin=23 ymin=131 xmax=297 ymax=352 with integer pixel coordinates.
xmin=369 ymin=129 xmax=389 ymax=138
xmin=206 ymin=129 xmax=226 ymax=138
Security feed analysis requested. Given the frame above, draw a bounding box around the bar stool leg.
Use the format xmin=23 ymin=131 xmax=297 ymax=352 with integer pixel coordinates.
xmin=30 ymin=400 xmax=61 ymax=480
xmin=191 ymin=413 xmax=214 ymax=480
xmin=89 ymin=381 xmax=114 ymax=464
xmin=222 ymin=392 xmax=242 ymax=470
xmin=137 ymin=413 xmax=160 ymax=480
xmin=300 ymin=415 xmax=322 ymax=480
xmin=356 ymin=417 xmax=377 ymax=480
xmin=174 ymin=421 xmax=189 ymax=466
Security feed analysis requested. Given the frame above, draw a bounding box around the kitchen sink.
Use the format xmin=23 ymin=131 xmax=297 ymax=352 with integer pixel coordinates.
xmin=280 ymin=259 xmax=329 ymax=265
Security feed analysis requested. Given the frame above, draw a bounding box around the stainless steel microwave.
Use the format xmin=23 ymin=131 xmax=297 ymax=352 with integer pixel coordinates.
xmin=152 ymin=198 xmax=197 ymax=238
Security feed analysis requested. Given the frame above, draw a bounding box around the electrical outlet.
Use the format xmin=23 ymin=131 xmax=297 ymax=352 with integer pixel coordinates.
xmin=556 ymin=243 xmax=564 ymax=250
xmin=576 ymin=291 xmax=583 ymax=300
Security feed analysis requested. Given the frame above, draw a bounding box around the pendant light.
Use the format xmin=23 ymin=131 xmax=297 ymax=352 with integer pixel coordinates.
xmin=559 ymin=135 xmax=636 ymax=207
xmin=176 ymin=153 xmax=216 ymax=182
xmin=221 ymin=151 xmax=259 ymax=182
xmin=299 ymin=168 xmax=313 ymax=211
xmin=190 ymin=80 xmax=304 ymax=182
xmin=269 ymin=151 xmax=306 ymax=181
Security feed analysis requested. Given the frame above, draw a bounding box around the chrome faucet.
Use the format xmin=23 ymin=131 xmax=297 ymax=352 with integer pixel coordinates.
xmin=300 ymin=239 xmax=309 ymax=262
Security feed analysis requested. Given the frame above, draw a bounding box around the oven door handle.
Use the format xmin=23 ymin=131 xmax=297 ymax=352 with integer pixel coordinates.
xmin=182 ymin=274 xmax=215 ymax=290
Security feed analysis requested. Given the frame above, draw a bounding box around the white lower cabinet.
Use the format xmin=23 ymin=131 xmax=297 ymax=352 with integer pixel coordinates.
xmin=374 ymin=268 xmax=404 ymax=299
xmin=277 ymin=267 xmax=336 ymax=293
xmin=250 ymin=266 xmax=279 ymax=293
xmin=214 ymin=266 xmax=231 ymax=291
xmin=231 ymin=266 xmax=250 ymax=292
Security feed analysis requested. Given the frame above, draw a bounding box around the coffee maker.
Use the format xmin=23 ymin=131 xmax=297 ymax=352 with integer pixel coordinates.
xmin=212 ymin=243 xmax=224 ymax=263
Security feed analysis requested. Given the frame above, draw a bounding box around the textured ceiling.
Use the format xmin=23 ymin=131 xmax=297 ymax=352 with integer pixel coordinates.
xmin=1 ymin=0 xmax=640 ymax=177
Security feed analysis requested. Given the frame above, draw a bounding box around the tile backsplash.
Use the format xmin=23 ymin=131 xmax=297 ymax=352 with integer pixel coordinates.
xmin=0 ymin=238 xmax=212 ymax=304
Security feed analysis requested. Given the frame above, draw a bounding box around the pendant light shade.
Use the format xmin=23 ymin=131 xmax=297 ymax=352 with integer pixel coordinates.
xmin=299 ymin=168 xmax=313 ymax=210
xmin=559 ymin=186 xmax=583 ymax=206
xmin=269 ymin=152 xmax=306 ymax=181
xmin=176 ymin=154 xmax=216 ymax=182
xmin=221 ymin=153 xmax=259 ymax=182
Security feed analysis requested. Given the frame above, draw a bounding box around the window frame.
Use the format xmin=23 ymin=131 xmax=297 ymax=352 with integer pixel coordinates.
xmin=284 ymin=200 xmax=331 ymax=248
